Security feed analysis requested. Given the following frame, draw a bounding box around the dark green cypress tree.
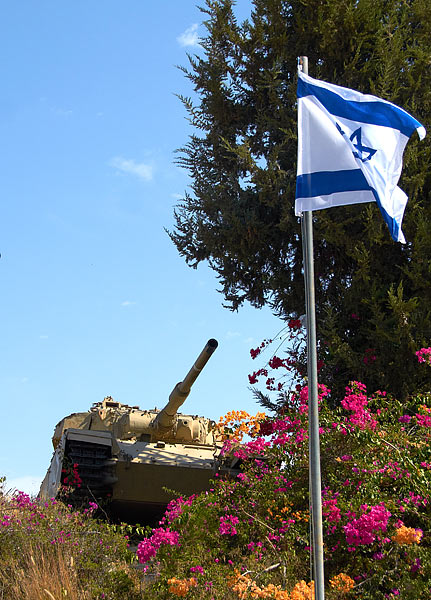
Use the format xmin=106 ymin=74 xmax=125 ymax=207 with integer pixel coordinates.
xmin=169 ymin=0 xmax=431 ymax=399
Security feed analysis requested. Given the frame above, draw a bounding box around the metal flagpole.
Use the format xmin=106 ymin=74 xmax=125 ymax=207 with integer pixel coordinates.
xmin=299 ymin=56 xmax=325 ymax=600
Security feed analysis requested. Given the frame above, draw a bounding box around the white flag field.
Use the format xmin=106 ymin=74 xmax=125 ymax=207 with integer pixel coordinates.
xmin=295 ymin=70 xmax=426 ymax=243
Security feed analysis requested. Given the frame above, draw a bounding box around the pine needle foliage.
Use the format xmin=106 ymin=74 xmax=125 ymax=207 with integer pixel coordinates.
xmin=169 ymin=0 xmax=431 ymax=400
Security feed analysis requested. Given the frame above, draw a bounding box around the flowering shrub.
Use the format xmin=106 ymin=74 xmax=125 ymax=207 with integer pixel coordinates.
xmin=248 ymin=322 xmax=306 ymax=392
xmin=61 ymin=462 xmax=83 ymax=489
xmin=0 ymin=485 xmax=141 ymax=599
xmin=343 ymin=502 xmax=391 ymax=548
xmin=416 ymin=348 xmax=431 ymax=365
xmin=329 ymin=573 xmax=355 ymax=593
xmin=219 ymin=514 xmax=240 ymax=536
xmin=136 ymin=527 xmax=180 ymax=563
xmin=167 ymin=576 xmax=197 ymax=597
xmin=392 ymin=526 xmax=423 ymax=545
xmin=135 ymin=347 xmax=431 ymax=599
xmin=340 ymin=381 xmax=378 ymax=430
xmin=228 ymin=570 xmax=313 ymax=599
xmin=216 ymin=410 xmax=267 ymax=441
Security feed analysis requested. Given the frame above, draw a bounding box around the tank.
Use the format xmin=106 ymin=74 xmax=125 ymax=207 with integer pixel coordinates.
xmin=39 ymin=339 xmax=239 ymax=522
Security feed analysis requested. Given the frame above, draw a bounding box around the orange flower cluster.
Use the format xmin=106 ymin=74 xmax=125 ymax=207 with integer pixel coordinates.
xmin=228 ymin=570 xmax=288 ymax=599
xmin=267 ymin=503 xmax=309 ymax=524
xmin=217 ymin=410 xmax=267 ymax=441
xmin=291 ymin=509 xmax=309 ymax=523
xmin=392 ymin=526 xmax=423 ymax=545
xmin=289 ymin=581 xmax=315 ymax=600
xmin=167 ymin=577 xmax=197 ymax=597
xmin=228 ymin=571 xmax=314 ymax=599
xmin=329 ymin=573 xmax=355 ymax=593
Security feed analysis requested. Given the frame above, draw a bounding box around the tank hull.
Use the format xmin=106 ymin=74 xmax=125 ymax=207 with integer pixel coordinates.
xmin=40 ymin=428 xmax=223 ymax=523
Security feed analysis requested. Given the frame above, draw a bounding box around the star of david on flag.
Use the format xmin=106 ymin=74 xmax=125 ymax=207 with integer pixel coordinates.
xmin=295 ymin=70 xmax=426 ymax=243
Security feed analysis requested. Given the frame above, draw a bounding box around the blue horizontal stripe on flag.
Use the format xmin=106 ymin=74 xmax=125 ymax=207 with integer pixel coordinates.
xmin=296 ymin=169 xmax=400 ymax=241
xmin=298 ymin=78 xmax=420 ymax=138
xmin=296 ymin=169 xmax=371 ymax=198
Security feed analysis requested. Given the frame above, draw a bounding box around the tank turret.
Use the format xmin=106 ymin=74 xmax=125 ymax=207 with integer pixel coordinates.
xmin=39 ymin=339 xmax=237 ymax=523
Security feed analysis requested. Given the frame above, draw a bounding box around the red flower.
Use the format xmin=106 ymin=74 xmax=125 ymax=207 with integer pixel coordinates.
xmin=288 ymin=319 xmax=302 ymax=329
xmin=269 ymin=355 xmax=287 ymax=370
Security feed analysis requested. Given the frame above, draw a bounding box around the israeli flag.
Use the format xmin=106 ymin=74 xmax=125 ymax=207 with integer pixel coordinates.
xmin=295 ymin=70 xmax=426 ymax=243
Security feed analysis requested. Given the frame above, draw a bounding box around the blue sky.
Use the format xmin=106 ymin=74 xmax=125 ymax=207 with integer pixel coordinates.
xmin=0 ymin=0 xmax=285 ymax=495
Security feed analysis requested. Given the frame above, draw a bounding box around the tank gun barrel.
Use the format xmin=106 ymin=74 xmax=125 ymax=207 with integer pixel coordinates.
xmin=155 ymin=339 xmax=218 ymax=429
